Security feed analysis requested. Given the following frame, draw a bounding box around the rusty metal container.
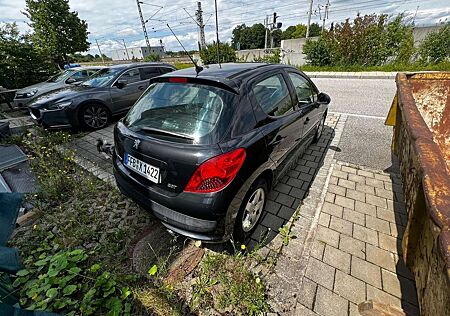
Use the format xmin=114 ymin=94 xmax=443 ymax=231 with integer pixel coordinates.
xmin=388 ymin=72 xmax=450 ymax=315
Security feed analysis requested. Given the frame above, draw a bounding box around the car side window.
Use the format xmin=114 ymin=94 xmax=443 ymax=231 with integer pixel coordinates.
xmin=119 ymin=69 xmax=141 ymax=84
xmin=159 ymin=67 xmax=174 ymax=74
xmin=71 ymin=70 xmax=88 ymax=79
xmin=139 ymin=67 xmax=160 ymax=80
xmin=288 ymin=72 xmax=315 ymax=106
xmin=253 ymin=74 xmax=293 ymax=116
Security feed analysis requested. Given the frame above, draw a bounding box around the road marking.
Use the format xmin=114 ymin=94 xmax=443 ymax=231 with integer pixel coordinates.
xmin=329 ymin=111 xmax=386 ymax=120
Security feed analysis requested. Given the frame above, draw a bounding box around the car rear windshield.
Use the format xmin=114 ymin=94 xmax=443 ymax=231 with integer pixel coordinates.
xmin=124 ymin=82 xmax=235 ymax=144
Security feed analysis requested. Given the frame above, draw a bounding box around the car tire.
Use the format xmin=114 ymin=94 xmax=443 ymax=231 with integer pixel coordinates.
xmin=313 ymin=113 xmax=326 ymax=143
xmin=233 ymin=178 xmax=268 ymax=243
xmin=79 ymin=103 xmax=111 ymax=130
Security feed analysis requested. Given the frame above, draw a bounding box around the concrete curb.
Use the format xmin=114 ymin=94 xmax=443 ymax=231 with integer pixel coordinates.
xmin=304 ymin=71 xmax=397 ymax=79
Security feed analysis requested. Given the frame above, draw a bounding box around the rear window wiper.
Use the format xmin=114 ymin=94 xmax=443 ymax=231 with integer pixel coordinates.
xmin=137 ymin=127 xmax=194 ymax=141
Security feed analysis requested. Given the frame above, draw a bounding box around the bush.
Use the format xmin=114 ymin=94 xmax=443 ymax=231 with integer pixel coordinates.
xmin=253 ymin=49 xmax=281 ymax=63
xmin=200 ymin=42 xmax=236 ymax=65
xmin=143 ymin=53 xmax=161 ymax=62
xmin=419 ymin=25 xmax=450 ymax=63
xmin=303 ymin=38 xmax=333 ymax=66
xmin=303 ymin=14 xmax=414 ymax=67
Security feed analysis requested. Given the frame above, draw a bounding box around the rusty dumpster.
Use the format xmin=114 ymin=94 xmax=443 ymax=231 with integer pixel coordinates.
xmin=387 ymin=72 xmax=450 ymax=315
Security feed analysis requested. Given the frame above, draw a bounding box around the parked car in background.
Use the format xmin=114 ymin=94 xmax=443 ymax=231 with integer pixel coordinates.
xmin=27 ymin=63 xmax=176 ymax=130
xmin=113 ymin=63 xmax=331 ymax=242
xmin=14 ymin=66 xmax=104 ymax=107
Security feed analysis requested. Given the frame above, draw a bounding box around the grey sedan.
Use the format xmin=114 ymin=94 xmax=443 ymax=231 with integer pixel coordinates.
xmin=14 ymin=66 xmax=104 ymax=107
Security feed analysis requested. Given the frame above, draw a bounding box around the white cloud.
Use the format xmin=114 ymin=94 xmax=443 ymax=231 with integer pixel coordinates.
xmin=1 ymin=0 xmax=449 ymax=56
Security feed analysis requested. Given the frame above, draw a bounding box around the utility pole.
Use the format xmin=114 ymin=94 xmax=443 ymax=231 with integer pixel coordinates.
xmin=196 ymin=2 xmax=206 ymax=51
xmin=122 ymin=39 xmax=130 ymax=60
xmin=214 ymin=0 xmax=220 ymax=66
xmin=271 ymin=12 xmax=277 ymax=48
xmin=264 ymin=15 xmax=269 ymax=49
xmin=136 ymin=0 xmax=151 ymax=50
xmin=322 ymin=0 xmax=330 ymax=33
xmin=95 ymin=39 xmax=105 ymax=64
xmin=306 ymin=0 xmax=314 ymax=38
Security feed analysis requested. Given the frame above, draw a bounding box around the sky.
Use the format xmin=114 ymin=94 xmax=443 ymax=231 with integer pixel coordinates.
xmin=0 ymin=0 xmax=449 ymax=56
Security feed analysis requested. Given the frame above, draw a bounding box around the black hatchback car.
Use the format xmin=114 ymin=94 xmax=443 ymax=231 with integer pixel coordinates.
xmin=113 ymin=63 xmax=330 ymax=242
xmin=27 ymin=63 xmax=175 ymax=130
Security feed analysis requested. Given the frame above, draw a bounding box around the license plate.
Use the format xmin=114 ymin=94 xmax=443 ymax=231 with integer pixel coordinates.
xmin=124 ymin=153 xmax=160 ymax=183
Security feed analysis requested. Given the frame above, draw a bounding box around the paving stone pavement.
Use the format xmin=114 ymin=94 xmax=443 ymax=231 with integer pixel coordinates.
xmin=293 ymin=161 xmax=419 ymax=316
xmin=65 ymin=113 xmax=419 ymax=316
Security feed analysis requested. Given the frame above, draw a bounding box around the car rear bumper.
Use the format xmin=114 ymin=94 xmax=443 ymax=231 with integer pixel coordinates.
xmin=113 ymin=156 xmax=228 ymax=242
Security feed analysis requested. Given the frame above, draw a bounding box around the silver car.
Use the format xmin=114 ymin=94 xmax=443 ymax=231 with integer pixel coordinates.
xmin=14 ymin=66 xmax=104 ymax=107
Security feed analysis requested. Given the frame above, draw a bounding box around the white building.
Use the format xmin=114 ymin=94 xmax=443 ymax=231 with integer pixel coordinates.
xmin=111 ymin=46 xmax=164 ymax=61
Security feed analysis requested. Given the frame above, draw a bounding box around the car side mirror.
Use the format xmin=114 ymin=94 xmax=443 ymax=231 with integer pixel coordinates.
xmin=115 ymin=80 xmax=127 ymax=89
xmin=66 ymin=78 xmax=77 ymax=84
xmin=317 ymin=92 xmax=331 ymax=104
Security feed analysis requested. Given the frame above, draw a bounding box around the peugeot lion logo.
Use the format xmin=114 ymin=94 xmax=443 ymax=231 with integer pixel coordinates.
xmin=133 ymin=139 xmax=141 ymax=149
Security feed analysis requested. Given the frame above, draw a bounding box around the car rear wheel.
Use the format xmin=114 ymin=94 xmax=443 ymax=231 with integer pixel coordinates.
xmin=80 ymin=103 xmax=110 ymax=130
xmin=313 ymin=113 xmax=326 ymax=143
xmin=233 ymin=178 xmax=268 ymax=243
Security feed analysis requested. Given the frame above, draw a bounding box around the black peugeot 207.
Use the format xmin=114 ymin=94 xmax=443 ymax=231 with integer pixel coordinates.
xmin=113 ymin=63 xmax=330 ymax=242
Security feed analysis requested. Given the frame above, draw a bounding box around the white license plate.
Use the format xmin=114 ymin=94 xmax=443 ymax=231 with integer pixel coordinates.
xmin=124 ymin=153 xmax=160 ymax=183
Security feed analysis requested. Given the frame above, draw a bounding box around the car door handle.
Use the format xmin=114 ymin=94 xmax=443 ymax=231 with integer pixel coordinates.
xmin=138 ymin=86 xmax=145 ymax=91
xmin=304 ymin=117 xmax=310 ymax=124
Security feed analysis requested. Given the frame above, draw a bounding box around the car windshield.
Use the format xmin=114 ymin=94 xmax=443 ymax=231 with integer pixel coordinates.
xmin=81 ymin=68 xmax=122 ymax=87
xmin=125 ymin=82 xmax=231 ymax=144
xmin=47 ymin=70 xmax=75 ymax=82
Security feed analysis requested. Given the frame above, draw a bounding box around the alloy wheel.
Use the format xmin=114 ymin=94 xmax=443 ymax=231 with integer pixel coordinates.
xmin=242 ymin=188 xmax=266 ymax=232
xmin=83 ymin=105 xmax=109 ymax=129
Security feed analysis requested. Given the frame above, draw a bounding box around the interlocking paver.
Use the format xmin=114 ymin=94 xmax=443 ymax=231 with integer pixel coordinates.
xmin=341 ymin=165 xmax=357 ymax=174
xmin=325 ymin=192 xmax=335 ymax=203
xmin=335 ymin=195 xmax=355 ymax=210
xmin=339 ymin=234 xmax=365 ymax=259
xmin=332 ymin=169 xmax=349 ymax=179
xmin=346 ymin=189 xmax=365 ymax=202
xmin=305 ymin=257 xmax=335 ymax=290
xmin=289 ymin=187 xmax=306 ymax=199
xmin=366 ymin=193 xmax=387 ymax=208
xmin=351 ymin=256 xmax=382 ymax=288
xmin=378 ymin=233 xmax=400 ymax=254
xmin=376 ymin=207 xmax=397 ymax=223
xmin=261 ymin=213 xmax=284 ymax=231
xmin=338 ymin=178 xmax=356 ymax=190
xmin=316 ymin=226 xmax=340 ymax=248
xmin=374 ymin=187 xmax=395 ymax=200
xmin=356 ymin=183 xmax=376 ymax=195
xmin=366 ymin=284 xmax=401 ymax=307
xmin=277 ymin=206 xmax=295 ymax=221
xmin=323 ymin=245 xmax=351 ymax=273
xmin=322 ymin=202 xmax=343 ymax=218
xmin=348 ymin=173 xmax=365 ymax=184
xmin=334 ymin=270 xmax=365 ymax=303
xmin=374 ymin=173 xmax=392 ymax=182
xmin=343 ymin=208 xmax=365 ymax=226
xmin=328 ymin=184 xmax=346 ymax=196
xmin=366 ymin=244 xmax=396 ymax=272
xmin=390 ymin=222 xmax=405 ymax=238
xmin=382 ymin=270 xmax=418 ymax=305
xmin=329 ymin=176 xmax=338 ymax=185
xmin=274 ymin=183 xmax=291 ymax=194
xmin=276 ymin=192 xmax=295 ymax=207
xmin=354 ymin=200 xmax=376 ymax=216
xmin=365 ymin=177 xmax=385 ymax=189
xmin=329 ymin=216 xmax=352 ymax=236
xmin=353 ymin=224 xmax=378 ymax=246
xmin=314 ymin=285 xmax=348 ymax=316
xmin=357 ymin=169 xmax=374 ymax=178
xmin=311 ymin=239 xmax=326 ymax=260
xmin=287 ymin=177 xmax=304 ymax=189
xmin=365 ymin=215 xmax=391 ymax=234
xmin=265 ymin=200 xmax=281 ymax=215
xmin=319 ymin=212 xmax=331 ymax=227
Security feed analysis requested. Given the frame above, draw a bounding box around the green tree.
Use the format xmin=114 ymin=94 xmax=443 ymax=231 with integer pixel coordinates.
xmin=0 ymin=23 xmax=56 ymax=88
xmin=309 ymin=23 xmax=322 ymax=37
xmin=281 ymin=26 xmax=297 ymax=40
xmin=303 ymin=38 xmax=333 ymax=66
xmin=419 ymin=24 xmax=450 ymax=63
xmin=24 ymin=0 xmax=90 ymax=68
xmin=144 ymin=53 xmax=161 ymax=62
xmin=200 ymin=42 xmax=236 ymax=65
xmin=231 ymin=23 xmax=266 ymax=49
xmin=291 ymin=24 xmax=307 ymax=38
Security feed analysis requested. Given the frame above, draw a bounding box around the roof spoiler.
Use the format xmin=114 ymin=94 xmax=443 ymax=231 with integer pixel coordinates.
xmin=150 ymin=76 xmax=239 ymax=95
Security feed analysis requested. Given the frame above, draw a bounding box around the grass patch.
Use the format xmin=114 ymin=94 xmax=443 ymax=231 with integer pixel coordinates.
xmin=190 ymin=249 xmax=269 ymax=315
xmin=173 ymin=62 xmax=193 ymax=70
xmin=299 ymin=61 xmax=450 ymax=72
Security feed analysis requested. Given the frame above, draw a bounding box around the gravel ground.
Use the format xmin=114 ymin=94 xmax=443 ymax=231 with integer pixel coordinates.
xmin=312 ymin=78 xmax=398 ymax=170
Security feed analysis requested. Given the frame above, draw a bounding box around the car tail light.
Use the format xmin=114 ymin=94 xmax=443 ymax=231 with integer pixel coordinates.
xmin=184 ymin=148 xmax=246 ymax=193
xmin=169 ymin=77 xmax=188 ymax=83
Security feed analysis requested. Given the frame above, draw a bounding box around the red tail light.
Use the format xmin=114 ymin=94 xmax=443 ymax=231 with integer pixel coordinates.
xmin=169 ymin=77 xmax=188 ymax=83
xmin=184 ymin=148 xmax=246 ymax=193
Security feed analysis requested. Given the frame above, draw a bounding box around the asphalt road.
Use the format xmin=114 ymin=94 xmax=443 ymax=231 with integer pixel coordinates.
xmin=313 ymin=78 xmax=398 ymax=171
